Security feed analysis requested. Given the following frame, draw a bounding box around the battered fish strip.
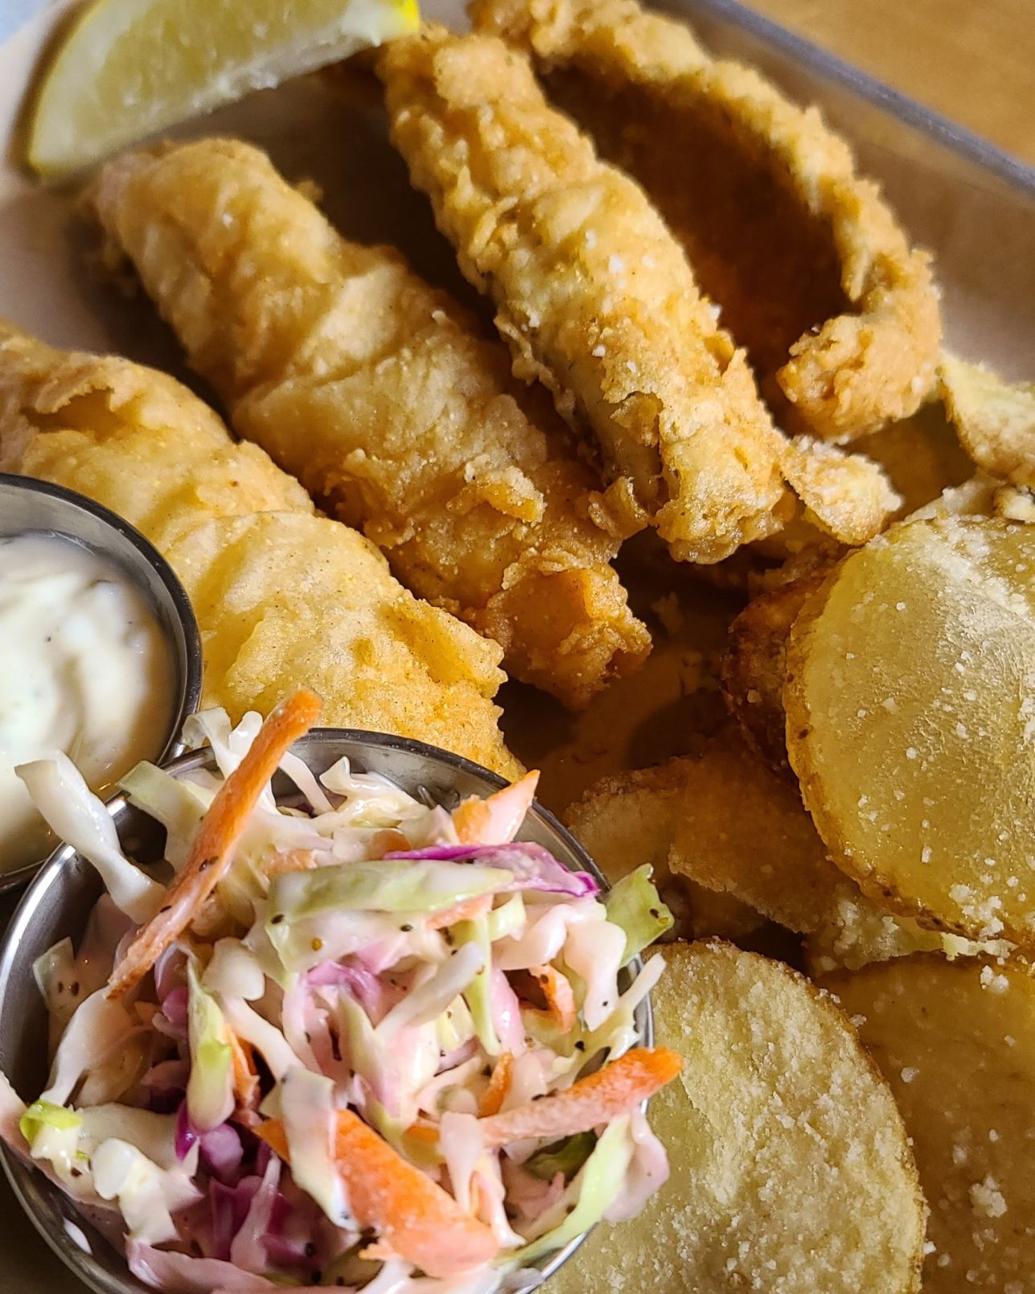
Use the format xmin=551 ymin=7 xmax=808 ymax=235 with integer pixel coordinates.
xmin=88 ymin=138 xmax=649 ymax=709
xmin=0 ymin=322 xmax=520 ymax=777
xmin=473 ymin=0 xmax=942 ymax=442
xmin=377 ymin=26 xmax=791 ymax=566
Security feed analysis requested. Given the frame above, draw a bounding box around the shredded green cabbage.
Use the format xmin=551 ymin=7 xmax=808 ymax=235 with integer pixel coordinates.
xmin=512 ymin=1119 xmax=634 ymax=1263
xmin=604 ymin=866 xmax=674 ymax=964
xmin=186 ymin=962 xmax=234 ymax=1132
xmin=454 ymin=915 xmax=499 ymax=1056
xmin=526 ymin=1131 xmax=597 ymax=1182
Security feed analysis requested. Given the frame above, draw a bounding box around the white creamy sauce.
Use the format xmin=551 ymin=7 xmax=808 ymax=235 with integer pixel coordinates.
xmin=0 ymin=532 xmax=173 ymax=871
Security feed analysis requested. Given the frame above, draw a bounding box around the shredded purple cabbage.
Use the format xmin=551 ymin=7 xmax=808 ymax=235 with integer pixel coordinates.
xmin=385 ymin=841 xmax=599 ymax=897
xmin=175 ymin=1101 xmax=197 ymax=1162
xmin=201 ymin=1124 xmax=245 ymax=1184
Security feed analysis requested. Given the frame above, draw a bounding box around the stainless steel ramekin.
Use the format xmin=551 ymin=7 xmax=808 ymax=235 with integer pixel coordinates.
xmin=0 ymin=473 xmax=203 ymax=889
xmin=0 ymin=729 xmax=649 ymax=1294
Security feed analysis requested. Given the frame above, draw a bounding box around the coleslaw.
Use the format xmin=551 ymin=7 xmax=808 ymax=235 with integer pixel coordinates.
xmin=0 ymin=691 xmax=678 ymax=1294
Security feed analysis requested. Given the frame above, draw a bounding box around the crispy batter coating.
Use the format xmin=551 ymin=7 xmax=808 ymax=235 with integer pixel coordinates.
xmin=941 ymin=354 xmax=1035 ymax=490
xmin=87 ymin=138 xmax=649 ymax=709
xmin=474 ymin=0 xmax=942 ymax=442
xmin=0 ymin=322 xmax=520 ymax=777
xmin=550 ymin=941 xmax=926 ymax=1294
xmin=804 ymin=896 xmax=1010 ymax=976
xmin=0 ymin=322 xmax=313 ymax=545
xmin=781 ymin=435 xmax=900 ymax=545
xmin=377 ymin=26 xmax=791 ymax=565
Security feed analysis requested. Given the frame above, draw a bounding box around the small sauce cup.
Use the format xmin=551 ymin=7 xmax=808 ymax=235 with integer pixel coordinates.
xmin=0 ymin=473 xmax=202 ymax=890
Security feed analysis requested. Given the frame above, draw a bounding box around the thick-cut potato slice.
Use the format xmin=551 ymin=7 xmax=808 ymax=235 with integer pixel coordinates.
xmin=665 ymin=729 xmax=865 ymax=934
xmin=564 ymin=762 xmax=764 ymax=941
xmin=721 ymin=575 xmax=824 ymax=772
xmin=549 ymin=941 xmax=925 ymax=1294
xmin=786 ymin=517 xmax=1035 ymax=944
xmin=823 ymin=955 xmax=1035 ymax=1292
xmin=804 ymin=894 xmax=1012 ymax=976
xmin=941 ymin=355 xmax=1035 ymax=490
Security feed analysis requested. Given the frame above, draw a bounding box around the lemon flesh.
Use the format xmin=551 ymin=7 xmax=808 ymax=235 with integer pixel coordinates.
xmin=28 ymin=0 xmax=419 ymax=176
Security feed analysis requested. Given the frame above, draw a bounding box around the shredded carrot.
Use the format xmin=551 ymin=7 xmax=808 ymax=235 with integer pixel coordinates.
xmin=529 ymin=965 xmax=577 ymax=1033
xmin=404 ymin=1121 xmax=440 ymax=1146
xmin=107 ymin=690 xmax=322 ymax=999
xmin=479 ymin=1047 xmax=682 ymax=1148
xmin=258 ymin=1110 xmax=498 ymax=1279
xmin=427 ymin=893 xmax=494 ymax=931
xmin=452 ymin=770 xmax=539 ymax=844
xmin=255 ymin=1120 xmax=290 ymax=1159
xmin=228 ymin=1029 xmax=259 ymax=1109
xmin=478 ymin=1051 xmax=513 ymax=1117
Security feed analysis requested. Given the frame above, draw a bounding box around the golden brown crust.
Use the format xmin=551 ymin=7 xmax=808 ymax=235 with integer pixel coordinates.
xmin=665 ymin=729 xmax=860 ymax=934
xmin=0 ymin=321 xmax=521 ymax=777
xmin=378 ymin=26 xmax=790 ymax=565
xmin=473 ymin=0 xmax=942 ymax=443
xmin=87 ymin=138 xmax=650 ymax=708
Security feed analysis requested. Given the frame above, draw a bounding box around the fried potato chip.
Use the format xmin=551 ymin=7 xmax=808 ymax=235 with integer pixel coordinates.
xmin=941 ymin=355 xmax=1035 ymax=490
xmin=781 ymin=435 xmax=901 ymax=545
xmin=804 ymin=893 xmax=1012 ymax=976
xmin=721 ymin=576 xmax=823 ymax=772
xmin=550 ymin=941 xmax=925 ymax=1294
xmin=908 ymin=473 xmax=1035 ymax=527
xmin=823 ymin=955 xmax=1035 ymax=1291
xmin=786 ymin=517 xmax=1035 ymax=943
xmin=564 ymin=762 xmax=764 ymax=941
xmin=165 ymin=512 xmax=522 ymax=778
xmin=666 ymin=729 xmax=858 ymax=933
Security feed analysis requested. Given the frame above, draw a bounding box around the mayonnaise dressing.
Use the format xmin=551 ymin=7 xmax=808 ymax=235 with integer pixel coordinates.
xmin=0 ymin=533 xmax=174 ymax=872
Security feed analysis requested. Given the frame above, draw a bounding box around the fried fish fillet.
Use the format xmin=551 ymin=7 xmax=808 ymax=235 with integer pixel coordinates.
xmin=88 ymin=138 xmax=649 ymax=709
xmin=0 ymin=322 xmax=520 ymax=777
xmin=377 ymin=26 xmax=791 ymax=566
xmin=474 ymin=0 xmax=942 ymax=443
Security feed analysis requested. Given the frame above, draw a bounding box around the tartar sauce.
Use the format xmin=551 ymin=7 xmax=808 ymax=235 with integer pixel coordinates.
xmin=0 ymin=533 xmax=173 ymax=872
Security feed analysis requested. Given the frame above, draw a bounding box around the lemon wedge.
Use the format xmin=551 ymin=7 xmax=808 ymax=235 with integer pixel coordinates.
xmin=28 ymin=0 xmax=419 ymax=177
